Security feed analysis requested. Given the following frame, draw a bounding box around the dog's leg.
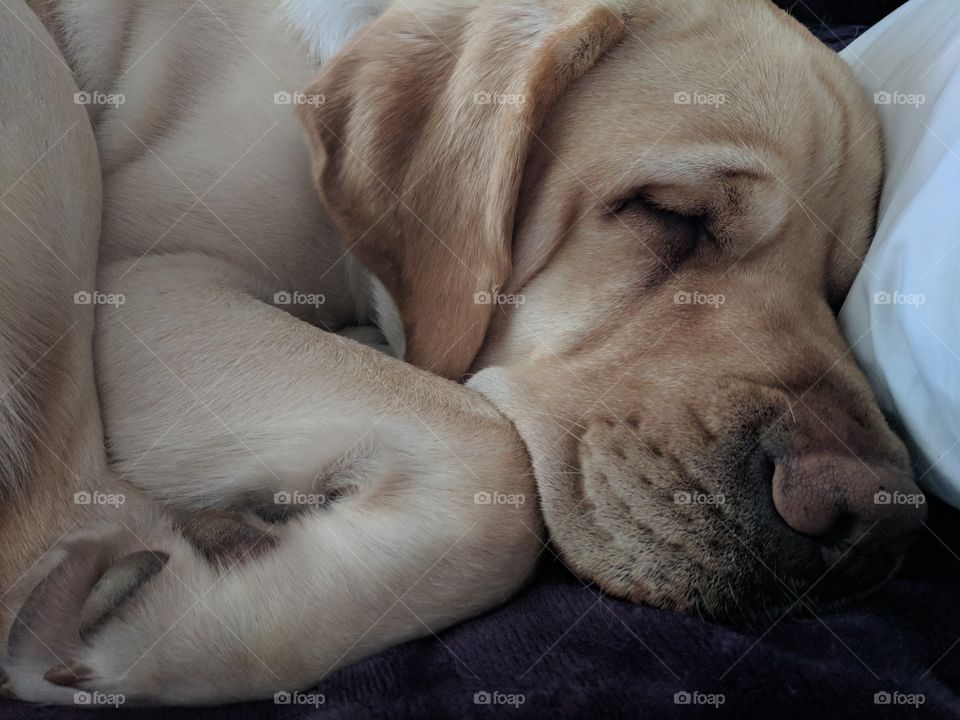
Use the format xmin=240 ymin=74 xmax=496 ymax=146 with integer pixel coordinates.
xmin=6 ymin=252 xmax=541 ymax=705
xmin=92 ymin=252 xmax=508 ymax=516
xmin=0 ymin=0 xmax=173 ymax=702
xmin=0 ymin=0 xmax=102 ymax=514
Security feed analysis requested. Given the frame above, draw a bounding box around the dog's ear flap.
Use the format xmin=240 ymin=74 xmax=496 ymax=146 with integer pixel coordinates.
xmin=298 ymin=0 xmax=626 ymax=379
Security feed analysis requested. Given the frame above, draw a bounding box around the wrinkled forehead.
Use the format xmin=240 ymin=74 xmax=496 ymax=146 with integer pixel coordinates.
xmin=545 ymin=2 xmax=838 ymax=188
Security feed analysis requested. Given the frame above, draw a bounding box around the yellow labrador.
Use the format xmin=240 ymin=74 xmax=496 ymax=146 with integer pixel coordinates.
xmin=0 ymin=0 xmax=925 ymax=706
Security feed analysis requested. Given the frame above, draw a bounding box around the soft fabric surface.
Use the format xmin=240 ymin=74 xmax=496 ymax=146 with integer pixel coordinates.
xmin=5 ymin=10 xmax=957 ymax=720
xmin=838 ymin=0 xmax=960 ymax=509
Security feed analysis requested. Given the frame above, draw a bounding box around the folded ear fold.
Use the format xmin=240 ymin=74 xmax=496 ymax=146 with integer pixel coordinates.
xmin=298 ymin=0 xmax=627 ymax=379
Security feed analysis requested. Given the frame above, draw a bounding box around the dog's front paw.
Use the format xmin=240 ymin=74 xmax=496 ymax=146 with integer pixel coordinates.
xmin=3 ymin=522 xmax=219 ymax=705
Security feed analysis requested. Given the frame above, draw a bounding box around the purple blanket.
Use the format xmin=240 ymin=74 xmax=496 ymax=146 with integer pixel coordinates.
xmin=6 ymin=12 xmax=957 ymax=720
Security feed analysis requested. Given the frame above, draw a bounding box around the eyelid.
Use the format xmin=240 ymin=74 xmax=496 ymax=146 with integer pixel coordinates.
xmin=606 ymin=191 xmax=722 ymax=256
xmin=607 ymin=192 xmax=709 ymax=230
xmin=607 ymin=189 xmax=704 ymax=220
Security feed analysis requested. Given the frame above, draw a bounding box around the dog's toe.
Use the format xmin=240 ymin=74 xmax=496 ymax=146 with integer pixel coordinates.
xmin=0 ymin=668 xmax=16 ymax=699
xmin=78 ymin=551 xmax=168 ymax=642
xmin=43 ymin=664 xmax=95 ymax=688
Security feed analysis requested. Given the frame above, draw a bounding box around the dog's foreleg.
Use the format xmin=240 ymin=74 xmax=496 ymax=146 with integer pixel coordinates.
xmin=93 ymin=252 xmax=515 ymax=516
xmin=7 ymin=253 xmax=541 ymax=705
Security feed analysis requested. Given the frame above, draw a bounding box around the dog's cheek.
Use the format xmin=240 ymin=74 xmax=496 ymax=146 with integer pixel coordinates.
xmin=555 ymin=419 xmax=695 ymax=608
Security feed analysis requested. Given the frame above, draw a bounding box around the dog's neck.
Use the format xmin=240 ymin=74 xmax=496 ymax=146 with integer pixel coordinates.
xmin=277 ymin=0 xmax=392 ymax=64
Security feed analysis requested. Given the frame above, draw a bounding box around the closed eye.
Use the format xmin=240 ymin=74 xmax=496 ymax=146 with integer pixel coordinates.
xmin=606 ymin=191 xmax=716 ymax=267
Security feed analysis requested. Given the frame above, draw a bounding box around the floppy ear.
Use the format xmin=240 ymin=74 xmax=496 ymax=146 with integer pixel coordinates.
xmin=298 ymin=0 xmax=626 ymax=379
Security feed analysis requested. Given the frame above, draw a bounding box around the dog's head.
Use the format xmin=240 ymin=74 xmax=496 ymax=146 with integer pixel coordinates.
xmin=299 ymin=0 xmax=926 ymax=619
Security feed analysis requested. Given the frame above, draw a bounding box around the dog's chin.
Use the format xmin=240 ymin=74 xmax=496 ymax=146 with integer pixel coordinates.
xmin=548 ymin=519 xmax=906 ymax=626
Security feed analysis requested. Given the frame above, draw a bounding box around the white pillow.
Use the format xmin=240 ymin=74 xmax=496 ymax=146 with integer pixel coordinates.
xmin=839 ymin=0 xmax=960 ymax=508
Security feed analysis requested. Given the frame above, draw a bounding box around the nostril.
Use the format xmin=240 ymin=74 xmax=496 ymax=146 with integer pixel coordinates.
xmin=817 ymin=511 xmax=858 ymax=548
xmin=749 ymin=445 xmax=777 ymax=487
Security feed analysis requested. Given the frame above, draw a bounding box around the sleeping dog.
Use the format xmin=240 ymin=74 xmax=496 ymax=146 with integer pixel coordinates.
xmin=0 ymin=0 xmax=926 ymax=705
